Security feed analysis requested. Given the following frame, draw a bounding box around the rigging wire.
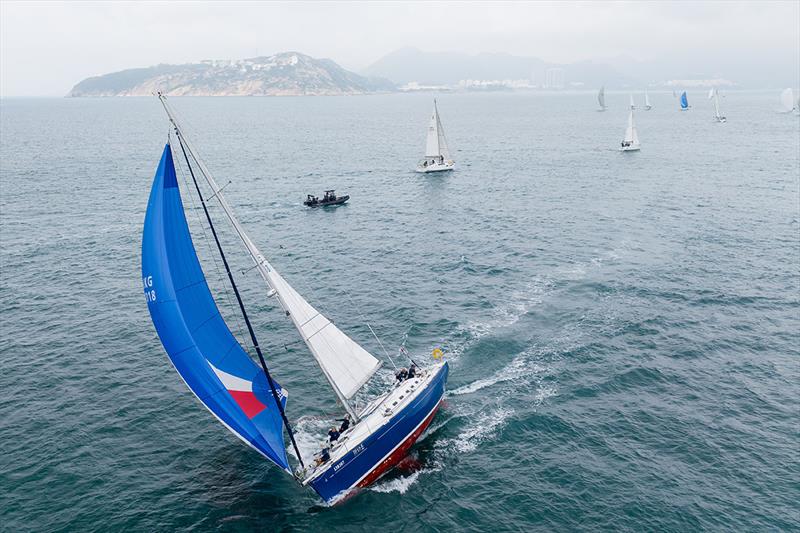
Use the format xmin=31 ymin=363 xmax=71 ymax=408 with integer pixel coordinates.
xmin=173 ymin=128 xmax=305 ymax=471
xmin=345 ymin=293 xmax=399 ymax=372
xmin=171 ymin=131 xmax=249 ymax=349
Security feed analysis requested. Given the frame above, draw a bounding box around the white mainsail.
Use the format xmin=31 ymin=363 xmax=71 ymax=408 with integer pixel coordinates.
xmin=159 ymin=95 xmax=381 ymax=419
xmin=780 ymin=88 xmax=794 ymax=112
xmin=644 ymin=90 xmax=652 ymax=110
xmin=629 ymin=94 xmax=635 ymax=110
xmin=624 ymin=110 xmax=639 ymax=145
xmin=598 ymin=86 xmax=606 ymax=109
xmin=425 ymin=99 xmax=451 ymax=159
xmin=711 ymin=88 xmax=723 ymax=120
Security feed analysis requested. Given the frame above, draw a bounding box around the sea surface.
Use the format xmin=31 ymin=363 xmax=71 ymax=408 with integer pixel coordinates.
xmin=1 ymin=91 xmax=798 ymax=532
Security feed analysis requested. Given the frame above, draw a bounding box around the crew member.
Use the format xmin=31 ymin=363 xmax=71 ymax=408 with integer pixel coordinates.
xmin=336 ymin=414 xmax=351 ymax=433
xmin=395 ymin=367 xmax=408 ymax=383
xmin=328 ymin=427 xmax=341 ymax=443
xmin=315 ymin=447 xmax=330 ymax=466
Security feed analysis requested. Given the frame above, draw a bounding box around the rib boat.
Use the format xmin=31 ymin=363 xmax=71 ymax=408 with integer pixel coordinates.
xmin=142 ymin=94 xmax=449 ymax=504
xmin=304 ymin=190 xmax=349 ymax=207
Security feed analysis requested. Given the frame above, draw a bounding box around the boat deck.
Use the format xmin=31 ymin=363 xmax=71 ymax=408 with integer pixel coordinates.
xmin=301 ymin=362 xmax=444 ymax=484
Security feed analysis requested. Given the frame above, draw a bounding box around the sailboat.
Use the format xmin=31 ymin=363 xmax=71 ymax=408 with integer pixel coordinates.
xmin=680 ymin=91 xmax=691 ymax=110
xmin=709 ymin=87 xmax=726 ymax=122
xmin=620 ymin=109 xmax=641 ymax=152
xmin=598 ymin=86 xmax=607 ymax=111
xmin=644 ymin=89 xmax=652 ymax=110
xmin=143 ymin=94 xmax=449 ymax=504
xmin=416 ymin=99 xmax=455 ymax=173
xmin=779 ymin=88 xmax=795 ymax=113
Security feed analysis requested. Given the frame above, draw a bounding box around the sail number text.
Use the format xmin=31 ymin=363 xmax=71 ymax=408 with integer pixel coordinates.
xmin=143 ymin=275 xmax=157 ymax=302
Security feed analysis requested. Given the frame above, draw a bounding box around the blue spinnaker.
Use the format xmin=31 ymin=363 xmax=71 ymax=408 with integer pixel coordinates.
xmin=142 ymin=144 xmax=290 ymax=472
xmin=680 ymin=91 xmax=689 ymax=109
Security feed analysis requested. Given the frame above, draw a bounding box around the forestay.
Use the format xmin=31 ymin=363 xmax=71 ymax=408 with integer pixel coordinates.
xmin=142 ymin=144 xmax=290 ymax=472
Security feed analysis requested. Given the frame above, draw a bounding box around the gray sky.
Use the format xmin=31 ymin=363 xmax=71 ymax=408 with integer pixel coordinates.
xmin=1 ymin=0 xmax=798 ymax=96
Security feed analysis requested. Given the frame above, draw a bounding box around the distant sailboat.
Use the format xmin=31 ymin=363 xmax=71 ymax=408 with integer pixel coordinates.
xmin=779 ymin=88 xmax=795 ymax=113
xmin=416 ymin=99 xmax=455 ymax=173
xmin=629 ymin=93 xmax=636 ymax=110
xmin=644 ymin=89 xmax=652 ymax=110
xmin=709 ymin=88 xmax=726 ymax=122
xmin=598 ymin=86 xmax=607 ymax=111
xmin=680 ymin=91 xmax=691 ymax=111
xmin=620 ymin=110 xmax=641 ymax=152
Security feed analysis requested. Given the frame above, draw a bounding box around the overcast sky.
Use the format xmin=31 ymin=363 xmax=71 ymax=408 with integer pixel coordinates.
xmin=1 ymin=1 xmax=798 ymax=96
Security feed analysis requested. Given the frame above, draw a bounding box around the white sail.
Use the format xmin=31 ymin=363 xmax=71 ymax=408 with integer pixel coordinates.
xmin=264 ymin=269 xmax=382 ymax=401
xmin=598 ymin=86 xmax=606 ymax=109
xmin=425 ymin=100 xmax=450 ymax=159
xmin=624 ymin=110 xmax=639 ymax=145
xmin=712 ymin=88 xmax=722 ymax=119
xmin=708 ymin=88 xmax=715 ymax=100
xmin=780 ymin=88 xmax=794 ymax=112
xmin=158 ymin=95 xmax=381 ymax=419
xmin=629 ymin=94 xmax=635 ymax=110
xmin=644 ymin=90 xmax=651 ymax=109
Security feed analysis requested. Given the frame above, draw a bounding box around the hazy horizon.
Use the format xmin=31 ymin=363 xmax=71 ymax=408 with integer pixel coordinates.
xmin=1 ymin=1 xmax=798 ymax=97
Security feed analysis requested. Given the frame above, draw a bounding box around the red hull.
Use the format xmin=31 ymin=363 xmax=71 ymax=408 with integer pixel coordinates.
xmin=356 ymin=401 xmax=442 ymax=489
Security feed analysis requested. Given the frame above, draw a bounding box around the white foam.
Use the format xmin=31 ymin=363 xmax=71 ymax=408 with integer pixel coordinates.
xmin=441 ymin=276 xmax=554 ymax=361
xmin=289 ymin=415 xmax=331 ymax=465
xmin=370 ymin=470 xmax=423 ymax=494
xmin=436 ymin=406 xmax=513 ymax=454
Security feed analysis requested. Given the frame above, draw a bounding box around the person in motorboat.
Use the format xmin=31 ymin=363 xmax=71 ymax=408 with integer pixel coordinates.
xmin=328 ymin=427 xmax=341 ymax=443
xmin=336 ymin=414 xmax=351 ymax=433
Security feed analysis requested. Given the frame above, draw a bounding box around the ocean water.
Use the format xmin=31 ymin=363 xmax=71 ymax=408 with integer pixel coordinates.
xmin=1 ymin=91 xmax=798 ymax=532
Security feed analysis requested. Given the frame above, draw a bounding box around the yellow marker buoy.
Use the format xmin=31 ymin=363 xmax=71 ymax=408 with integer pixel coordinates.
xmin=432 ymin=348 xmax=443 ymax=360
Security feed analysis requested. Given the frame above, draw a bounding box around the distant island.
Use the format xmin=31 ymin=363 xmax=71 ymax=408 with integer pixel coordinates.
xmin=68 ymin=52 xmax=395 ymax=97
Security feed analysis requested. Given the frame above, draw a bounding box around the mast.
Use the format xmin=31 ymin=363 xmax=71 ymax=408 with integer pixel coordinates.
xmin=157 ymin=94 xmax=364 ymax=422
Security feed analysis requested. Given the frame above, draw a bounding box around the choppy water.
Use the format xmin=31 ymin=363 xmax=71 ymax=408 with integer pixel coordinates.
xmin=1 ymin=92 xmax=798 ymax=531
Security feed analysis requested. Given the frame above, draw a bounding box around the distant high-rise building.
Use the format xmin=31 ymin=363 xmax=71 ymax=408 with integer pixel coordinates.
xmin=545 ymin=68 xmax=565 ymax=89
